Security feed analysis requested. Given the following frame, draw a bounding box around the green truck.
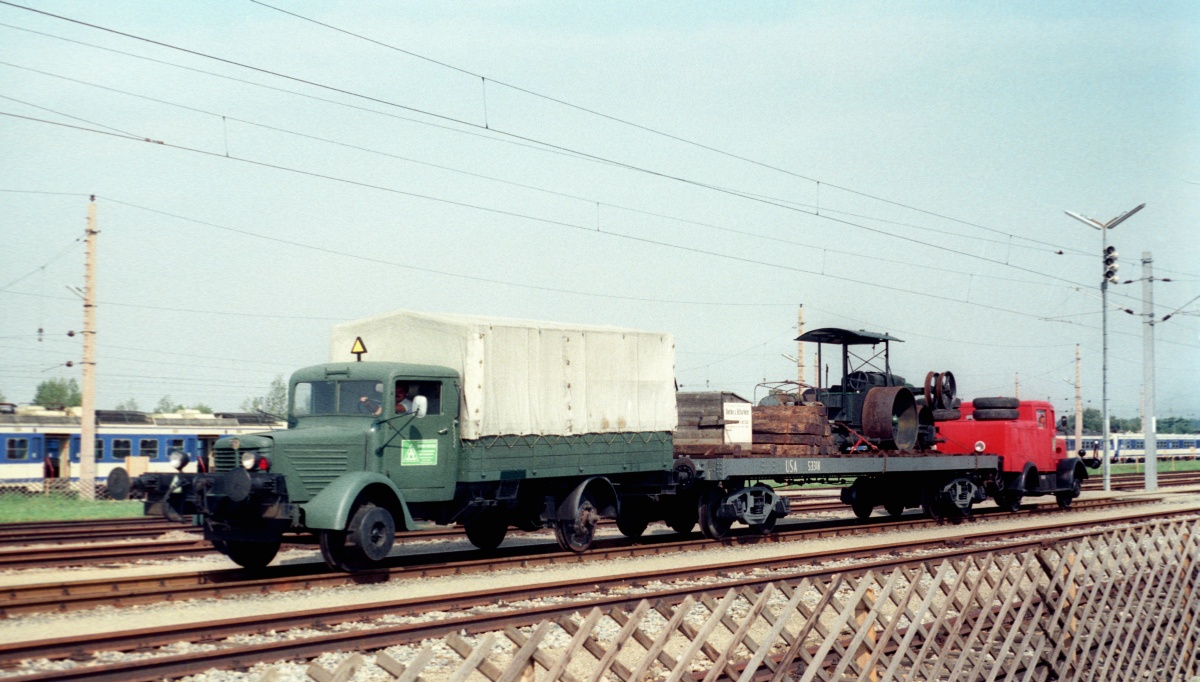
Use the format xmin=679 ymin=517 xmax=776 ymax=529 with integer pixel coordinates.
xmin=111 ymin=310 xmax=680 ymax=571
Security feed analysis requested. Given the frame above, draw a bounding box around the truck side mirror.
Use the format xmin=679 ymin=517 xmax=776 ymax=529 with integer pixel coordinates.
xmin=411 ymin=395 xmax=428 ymax=418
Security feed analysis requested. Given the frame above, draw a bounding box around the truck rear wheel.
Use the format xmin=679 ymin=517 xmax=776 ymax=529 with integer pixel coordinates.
xmin=1056 ymin=478 xmax=1082 ymax=509
xmin=996 ymin=491 xmax=1022 ymax=513
xmin=661 ymin=493 xmax=698 ymax=534
xmin=554 ymin=492 xmax=599 ymax=553
xmin=616 ymin=497 xmax=652 ymax=539
xmin=217 ymin=539 xmax=280 ymax=570
xmin=464 ymin=514 xmax=508 ymax=550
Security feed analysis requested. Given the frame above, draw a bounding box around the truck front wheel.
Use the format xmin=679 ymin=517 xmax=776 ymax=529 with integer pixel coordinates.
xmin=320 ymin=503 xmax=395 ymax=572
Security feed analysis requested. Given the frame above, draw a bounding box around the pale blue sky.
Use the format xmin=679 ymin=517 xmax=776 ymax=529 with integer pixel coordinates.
xmin=1 ymin=1 xmax=1197 ymax=419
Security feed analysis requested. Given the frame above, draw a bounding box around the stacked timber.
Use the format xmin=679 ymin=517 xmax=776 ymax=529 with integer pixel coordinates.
xmin=749 ymin=404 xmax=838 ymax=457
xmin=673 ymin=391 xmax=750 ymax=458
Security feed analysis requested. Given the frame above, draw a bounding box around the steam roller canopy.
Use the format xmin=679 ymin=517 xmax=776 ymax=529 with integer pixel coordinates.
xmin=862 ymin=386 xmax=918 ymax=450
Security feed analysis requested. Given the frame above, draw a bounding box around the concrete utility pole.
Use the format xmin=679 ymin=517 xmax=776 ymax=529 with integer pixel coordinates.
xmin=79 ymin=197 xmax=98 ymax=500
xmin=1142 ymin=252 xmax=1157 ymax=491
xmin=1065 ymin=202 xmax=1145 ymax=493
xmin=797 ymin=304 xmax=806 ymax=386
xmin=1074 ymin=345 xmax=1083 ymax=456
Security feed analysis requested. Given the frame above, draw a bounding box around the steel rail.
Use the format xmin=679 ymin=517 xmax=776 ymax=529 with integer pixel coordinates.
xmin=0 ymin=495 xmax=1157 ymax=615
xmin=3 ymin=506 xmax=1196 ymax=681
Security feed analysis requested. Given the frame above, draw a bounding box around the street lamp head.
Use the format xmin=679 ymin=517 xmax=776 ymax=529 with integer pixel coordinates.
xmin=1064 ymin=203 xmax=1145 ymax=230
xmin=1104 ymin=203 xmax=1146 ymax=230
xmin=1064 ymin=210 xmax=1103 ymax=230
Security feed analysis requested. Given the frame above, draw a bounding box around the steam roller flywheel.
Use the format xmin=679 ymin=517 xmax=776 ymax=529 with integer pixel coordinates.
xmin=862 ymin=386 xmax=919 ymax=450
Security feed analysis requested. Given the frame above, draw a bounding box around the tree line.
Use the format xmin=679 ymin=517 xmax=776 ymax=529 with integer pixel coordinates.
xmin=3 ymin=375 xmax=288 ymax=416
xmin=1063 ymin=407 xmax=1198 ymax=435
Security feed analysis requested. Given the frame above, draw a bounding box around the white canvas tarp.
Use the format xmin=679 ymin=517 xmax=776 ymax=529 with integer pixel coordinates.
xmin=330 ymin=309 xmax=677 ymax=440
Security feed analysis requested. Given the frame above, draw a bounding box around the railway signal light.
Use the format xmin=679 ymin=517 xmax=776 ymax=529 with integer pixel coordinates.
xmin=1103 ymin=246 xmax=1119 ymax=283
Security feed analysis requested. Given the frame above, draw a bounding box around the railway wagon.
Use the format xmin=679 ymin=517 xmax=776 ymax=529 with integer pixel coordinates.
xmin=113 ymin=309 xmax=679 ymax=571
xmin=0 ymin=406 xmax=280 ymax=491
xmin=657 ymin=328 xmax=1093 ymax=532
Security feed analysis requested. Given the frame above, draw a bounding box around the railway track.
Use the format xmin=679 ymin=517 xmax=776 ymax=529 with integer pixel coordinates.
xmin=1 ymin=469 xmax=1190 ymax=551
xmin=0 ymin=496 xmax=851 ymax=570
xmin=0 ymin=495 xmax=1156 ymax=616
xmin=1 ymin=504 xmax=1194 ymax=682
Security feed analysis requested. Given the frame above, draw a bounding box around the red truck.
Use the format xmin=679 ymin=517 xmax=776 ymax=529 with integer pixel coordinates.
xmin=938 ymin=398 xmax=1093 ymax=511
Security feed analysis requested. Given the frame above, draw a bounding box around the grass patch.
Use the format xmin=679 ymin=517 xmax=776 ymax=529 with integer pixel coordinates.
xmin=1109 ymin=459 xmax=1200 ymax=475
xmin=0 ymin=493 xmax=142 ymax=524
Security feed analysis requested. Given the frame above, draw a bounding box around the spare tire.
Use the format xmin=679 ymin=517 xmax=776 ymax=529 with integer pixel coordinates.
xmin=932 ymin=408 xmax=961 ymax=422
xmin=973 ymin=396 xmax=1019 ymax=410
xmin=975 ymin=408 xmax=1019 ymax=421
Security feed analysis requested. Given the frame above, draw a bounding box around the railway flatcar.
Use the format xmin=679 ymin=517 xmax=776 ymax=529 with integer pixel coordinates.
xmin=665 ymin=328 xmax=1094 ymax=533
xmin=0 ymin=406 xmax=282 ymax=492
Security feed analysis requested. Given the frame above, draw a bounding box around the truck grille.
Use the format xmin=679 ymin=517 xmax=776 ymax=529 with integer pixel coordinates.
xmin=288 ymin=446 xmax=349 ymax=496
xmin=212 ymin=448 xmax=245 ymax=472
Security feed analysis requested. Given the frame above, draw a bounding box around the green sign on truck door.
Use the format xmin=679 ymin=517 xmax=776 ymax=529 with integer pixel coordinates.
xmin=400 ymin=439 xmax=438 ymax=466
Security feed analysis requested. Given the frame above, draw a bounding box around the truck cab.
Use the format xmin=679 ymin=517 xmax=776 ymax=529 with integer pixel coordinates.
xmin=938 ymin=399 xmax=1090 ymax=510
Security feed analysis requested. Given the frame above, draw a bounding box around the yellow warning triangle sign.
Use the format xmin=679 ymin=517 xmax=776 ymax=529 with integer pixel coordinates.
xmin=351 ymin=337 xmax=367 ymax=360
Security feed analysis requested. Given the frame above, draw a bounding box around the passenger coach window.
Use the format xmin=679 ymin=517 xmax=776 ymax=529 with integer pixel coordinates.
xmin=140 ymin=439 xmax=159 ymax=459
xmin=112 ymin=439 xmax=132 ymax=459
xmin=95 ymin=438 xmax=104 ymax=459
xmin=5 ymin=438 xmax=28 ymax=460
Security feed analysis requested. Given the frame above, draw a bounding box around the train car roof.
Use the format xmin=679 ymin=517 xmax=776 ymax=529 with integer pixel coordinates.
xmin=795 ymin=328 xmax=903 ymax=345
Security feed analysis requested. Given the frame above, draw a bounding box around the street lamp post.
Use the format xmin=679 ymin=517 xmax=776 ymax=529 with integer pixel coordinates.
xmin=1064 ymin=203 xmax=1145 ymax=493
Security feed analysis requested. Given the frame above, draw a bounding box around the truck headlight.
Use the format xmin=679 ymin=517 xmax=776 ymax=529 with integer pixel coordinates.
xmin=974 ymin=441 xmax=986 ymax=453
xmin=241 ymin=452 xmax=268 ymax=470
xmin=168 ymin=449 xmax=190 ymax=471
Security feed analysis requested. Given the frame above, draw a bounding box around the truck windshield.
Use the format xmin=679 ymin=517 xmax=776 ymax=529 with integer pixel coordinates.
xmin=293 ymin=380 xmax=383 ymax=416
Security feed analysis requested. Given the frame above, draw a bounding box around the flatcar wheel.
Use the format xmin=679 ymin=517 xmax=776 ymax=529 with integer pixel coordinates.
xmin=223 ymin=540 xmax=280 ymax=570
xmin=921 ymin=495 xmax=945 ymax=520
xmin=464 ymin=514 xmax=508 ymax=550
xmin=884 ymin=501 xmax=905 ymax=517
xmin=749 ymin=512 xmax=778 ymax=534
xmin=555 ymin=494 xmax=598 ymax=553
xmin=698 ymin=487 xmax=733 ymax=540
xmin=616 ymin=498 xmax=651 ymax=539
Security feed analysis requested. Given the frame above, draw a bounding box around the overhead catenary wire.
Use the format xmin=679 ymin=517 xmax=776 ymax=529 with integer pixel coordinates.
xmin=245 ymin=0 xmax=1088 ymax=258
xmin=7 ymin=25 xmax=1170 ymax=317
xmin=0 ymin=5 xmax=1098 ymax=263
xmin=0 ymin=15 xmax=1176 ymax=314
xmin=0 ymin=58 xmax=1082 ymax=292
xmin=0 ymin=110 xmax=1143 ymax=322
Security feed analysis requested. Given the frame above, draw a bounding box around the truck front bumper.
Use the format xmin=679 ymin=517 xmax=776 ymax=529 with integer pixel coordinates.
xmin=114 ymin=467 xmax=294 ymax=542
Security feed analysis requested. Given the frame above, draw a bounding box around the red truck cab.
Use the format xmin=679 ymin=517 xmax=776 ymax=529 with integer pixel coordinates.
xmin=938 ymin=399 xmax=1088 ymax=509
